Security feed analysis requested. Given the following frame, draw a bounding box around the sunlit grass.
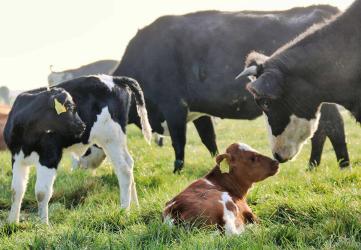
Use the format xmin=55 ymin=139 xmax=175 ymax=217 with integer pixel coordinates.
xmin=0 ymin=113 xmax=360 ymax=249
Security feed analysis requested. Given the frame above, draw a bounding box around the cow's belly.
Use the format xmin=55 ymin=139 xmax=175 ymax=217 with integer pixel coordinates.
xmin=159 ymin=112 xmax=209 ymax=137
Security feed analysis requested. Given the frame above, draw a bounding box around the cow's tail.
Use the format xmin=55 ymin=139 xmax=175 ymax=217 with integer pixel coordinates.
xmin=113 ymin=76 xmax=152 ymax=144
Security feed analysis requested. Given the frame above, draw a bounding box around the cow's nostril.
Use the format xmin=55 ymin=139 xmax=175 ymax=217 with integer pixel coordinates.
xmin=273 ymin=153 xmax=287 ymax=163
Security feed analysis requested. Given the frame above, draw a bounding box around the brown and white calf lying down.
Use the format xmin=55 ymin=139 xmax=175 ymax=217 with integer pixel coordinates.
xmin=163 ymin=143 xmax=279 ymax=235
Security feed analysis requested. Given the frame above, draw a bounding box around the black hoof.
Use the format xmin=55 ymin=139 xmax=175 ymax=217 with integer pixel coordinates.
xmin=173 ymin=160 xmax=184 ymax=174
xmin=339 ymin=160 xmax=350 ymax=169
xmin=157 ymin=138 xmax=164 ymax=147
xmin=307 ymin=162 xmax=318 ymax=171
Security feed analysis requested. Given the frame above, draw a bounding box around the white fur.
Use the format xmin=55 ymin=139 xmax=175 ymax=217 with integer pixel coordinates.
xmin=89 ymin=107 xmax=138 ymax=209
xmin=203 ymin=179 xmax=215 ymax=186
xmin=95 ymin=74 xmax=115 ymax=91
xmin=35 ymin=164 xmax=56 ymax=224
xmin=8 ymin=151 xmax=35 ymax=223
xmin=265 ymin=111 xmax=321 ymax=161
xmin=8 ymin=151 xmax=59 ymax=224
xmin=136 ymin=104 xmax=152 ymax=144
xmin=218 ymin=192 xmax=244 ymax=235
xmin=237 ymin=143 xmax=258 ymax=153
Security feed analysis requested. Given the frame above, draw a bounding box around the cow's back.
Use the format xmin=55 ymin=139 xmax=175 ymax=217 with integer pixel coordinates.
xmin=114 ymin=5 xmax=339 ymax=119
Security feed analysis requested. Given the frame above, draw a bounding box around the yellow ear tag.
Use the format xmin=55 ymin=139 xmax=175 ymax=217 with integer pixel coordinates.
xmin=54 ymin=98 xmax=67 ymax=115
xmin=219 ymin=160 xmax=229 ymax=174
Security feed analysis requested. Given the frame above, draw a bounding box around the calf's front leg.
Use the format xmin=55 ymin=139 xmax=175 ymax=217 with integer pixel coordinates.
xmin=8 ymin=155 xmax=30 ymax=223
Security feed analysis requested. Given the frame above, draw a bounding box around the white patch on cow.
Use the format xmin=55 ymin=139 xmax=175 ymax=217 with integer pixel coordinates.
xmin=237 ymin=143 xmax=258 ymax=153
xmin=136 ymin=104 xmax=152 ymax=144
xmin=89 ymin=107 xmax=136 ymax=210
xmin=94 ymin=74 xmax=115 ymax=91
xmin=265 ymin=111 xmax=321 ymax=161
xmin=203 ymin=179 xmax=215 ymax=186
xmin=35 ymin=164 xmax=56 ymax=224
xmin=8 ymin=150 xmax=36 ymax=223
xmin=218 ymin=192 xmax=244 ymax=235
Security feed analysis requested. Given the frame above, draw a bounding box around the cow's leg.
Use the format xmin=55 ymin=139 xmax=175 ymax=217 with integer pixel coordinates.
xmin=321 ymin=104 xmax=350 ymax=168
xmin=309 ymin=127 xmax=327 ymax=169
xmin=8 ymin=156 xmax=30 ymax=223
xmin=329 ymin=135 xmax=350 ymax=169
xmin=162 ymin=105 xmax=187 ymax=174
xmin=193 ymin=116 xmax=218 ymax=156
xmin=123 ymin=148 xmax=139 ymax=207
xmin=35 ymin=164 xmax=57 ymax=224
xmin=102 ymin=141 xmax=133 ymax=210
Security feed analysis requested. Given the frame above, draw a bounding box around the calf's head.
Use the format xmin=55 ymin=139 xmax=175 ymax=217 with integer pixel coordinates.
xmin=235 ymin=52 xmax=321 ymax=163
xmin=216 ymin=143 xmax=279 ymax=183
xmin=43 ymin=88 xmax=85 ymax=138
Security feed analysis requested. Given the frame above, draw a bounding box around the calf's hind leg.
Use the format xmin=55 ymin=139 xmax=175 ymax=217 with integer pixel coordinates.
xmin=102 ymin=141 xmax=134 ymax=210
xmin=91 ymin=107 xmax=136 ymax=210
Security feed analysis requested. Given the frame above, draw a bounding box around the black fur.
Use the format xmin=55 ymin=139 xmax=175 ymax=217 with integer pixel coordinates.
xmin=4 ymin=76 xmax=142 ymax=169
xmin=114 ymin=5 xmax=347 ymax=171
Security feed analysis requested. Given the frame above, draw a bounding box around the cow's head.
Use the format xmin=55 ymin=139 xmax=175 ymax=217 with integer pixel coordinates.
xmin=235 ymin=52 xmax=321 ymax=163
xmin=44 ymin=88 xmax=86 ymax=138
xmin=216 ymin=143 xmax=279 ymax=183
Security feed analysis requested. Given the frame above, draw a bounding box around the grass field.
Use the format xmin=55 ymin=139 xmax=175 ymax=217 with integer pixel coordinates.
xmin=0 ymin=113 xmax=360 ymax=249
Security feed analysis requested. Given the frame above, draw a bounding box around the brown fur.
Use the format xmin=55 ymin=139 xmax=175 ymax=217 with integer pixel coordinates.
xmin=163 ymin=143 xmax=278 ymax=233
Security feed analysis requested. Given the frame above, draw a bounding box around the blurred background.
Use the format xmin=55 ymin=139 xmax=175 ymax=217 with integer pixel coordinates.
xmin=0 ymin=0 xmax=354 ymax=93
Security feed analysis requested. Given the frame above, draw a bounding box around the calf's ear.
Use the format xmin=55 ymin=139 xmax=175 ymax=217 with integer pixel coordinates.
xmin=54 ymin=98 xmax=67 ymax=115
xmin=216 ymin=153 xmax=232 ymax=173
xmin=216 ymin=153 xmax=231 ymax=165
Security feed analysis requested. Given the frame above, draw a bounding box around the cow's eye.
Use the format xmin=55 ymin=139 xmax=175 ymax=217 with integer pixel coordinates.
xmin=256 ymin=98 xmax=271 ymax=111
xmin=250 ymin=155 xmax=258 ymax=163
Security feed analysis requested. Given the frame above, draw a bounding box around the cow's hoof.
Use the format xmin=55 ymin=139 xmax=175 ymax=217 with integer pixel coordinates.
xmin=157 ymin=138 xmax=164 ymax=147
xmin=307 ymin=162 xmax=318 ymax=171
xmin=339 ymin=160 xmax=350 ymax=169
xmin=173 ymin=160 xmax=184 ymax=174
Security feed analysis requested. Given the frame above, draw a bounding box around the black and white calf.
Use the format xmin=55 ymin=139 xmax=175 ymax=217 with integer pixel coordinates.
xmin=4 ymin=75 xmax=152 ymax=224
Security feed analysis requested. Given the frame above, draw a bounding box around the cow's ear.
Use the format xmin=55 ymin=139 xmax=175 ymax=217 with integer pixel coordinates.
xmin=246 ymin=70 xmax=284 ymax=99
xmin=216 ymin=153 xmax=232 ymax=174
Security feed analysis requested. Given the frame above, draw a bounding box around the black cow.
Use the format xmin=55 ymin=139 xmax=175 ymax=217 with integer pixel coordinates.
xmin=5 ymin=75 xmax=151 ymax=224
xmin=237 ymin=0 xmax=361 ymax=164
xmin=111 ymin=5 xmax=348 ymax=173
